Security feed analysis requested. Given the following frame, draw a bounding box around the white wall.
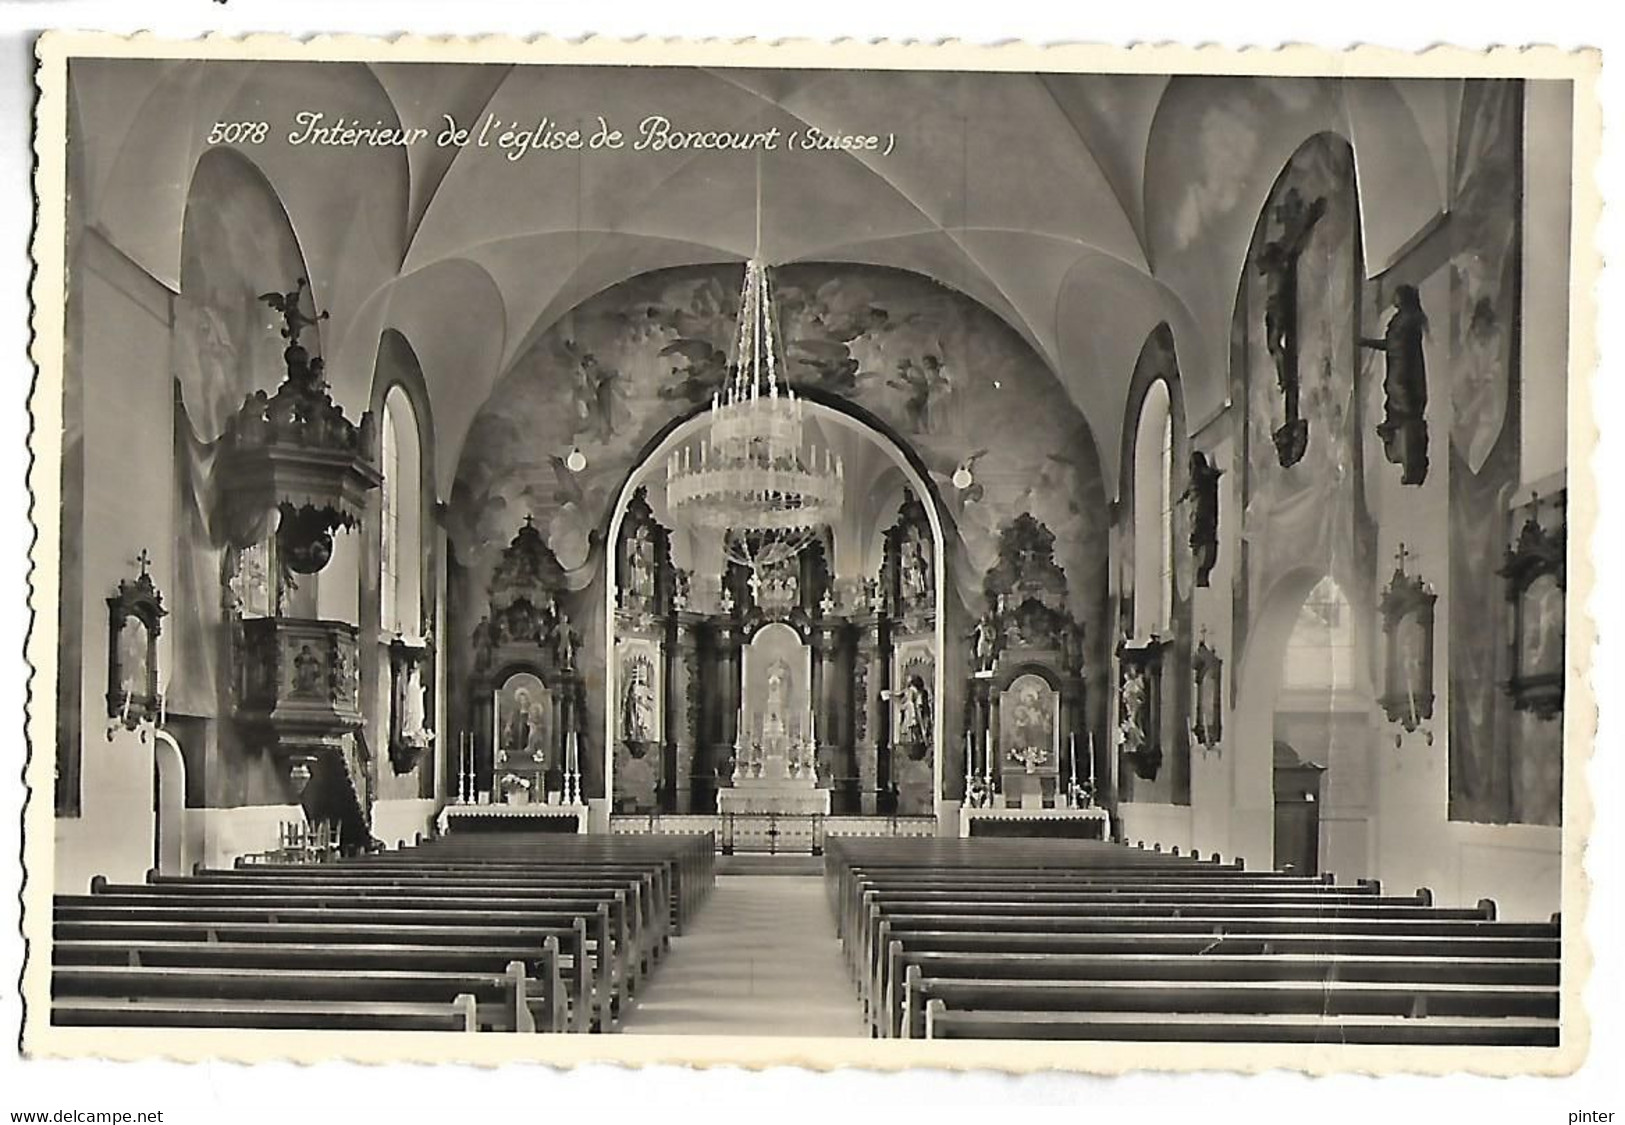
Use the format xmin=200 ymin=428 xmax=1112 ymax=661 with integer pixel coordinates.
xmin=372 ymin=798 xmax=438 ymax=849
xmin=54 ymin=234 xmax=174 ymax=892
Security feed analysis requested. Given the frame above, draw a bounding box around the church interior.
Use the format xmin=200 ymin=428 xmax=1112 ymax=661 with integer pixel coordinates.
xmin=44 ymin=60 xmax=1576 ymax=1042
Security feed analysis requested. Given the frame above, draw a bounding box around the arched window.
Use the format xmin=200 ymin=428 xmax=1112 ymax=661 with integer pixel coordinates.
xmin=1283 ymin=576 xmax=1357 ymax=691
xmin=1133 ymin=380 xmax=1173 ymax=637
xmin=379 ymin=386 xmax=423 ymax=636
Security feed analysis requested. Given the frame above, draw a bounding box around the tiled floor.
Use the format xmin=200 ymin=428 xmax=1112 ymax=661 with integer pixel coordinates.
xmin=622 ymin=875 xmax=866 ymax=1037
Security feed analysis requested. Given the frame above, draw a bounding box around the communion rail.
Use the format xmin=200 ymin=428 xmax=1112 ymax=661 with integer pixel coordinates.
xmin=611 ymin=813 xmax=938 ymax=855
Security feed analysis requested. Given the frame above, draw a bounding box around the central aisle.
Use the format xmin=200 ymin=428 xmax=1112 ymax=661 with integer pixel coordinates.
xmin=621 ymin=874 xmax=866 ymax=1037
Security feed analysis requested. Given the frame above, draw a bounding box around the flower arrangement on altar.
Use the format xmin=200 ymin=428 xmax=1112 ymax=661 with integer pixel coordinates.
xmin=1067 ymin=776 xmax=1097 ymax=809
xmin=498 ymin=773 xmax=532 ymax=804
xmin=1007 ymin=744 xmax=1051 ymax=774
xmin=965 ymin=773 xmax=993 ymax=809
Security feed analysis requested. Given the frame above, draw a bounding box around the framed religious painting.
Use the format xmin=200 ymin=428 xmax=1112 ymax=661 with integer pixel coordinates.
xmin=1378 ymin=555 xmax=1437 ymax=733
xmin=493 ymin=671 xmax=551 ymax=798
xmin=106 ymin=554 xmax=166 ymax=731
xmin=1000 ymin=672 xmax=1059 ymax=801
xmin=1500 ymin=501 xmax=1566 ymax=720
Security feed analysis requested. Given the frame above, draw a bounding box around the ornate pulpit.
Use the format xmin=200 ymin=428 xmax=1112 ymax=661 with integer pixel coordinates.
xmin=218 ymin=279 xmax=381 ymax=850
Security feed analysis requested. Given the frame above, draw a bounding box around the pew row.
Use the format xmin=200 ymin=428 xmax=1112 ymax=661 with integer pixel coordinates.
xmin=824 ymin=838 xmax=1562 ymax=1047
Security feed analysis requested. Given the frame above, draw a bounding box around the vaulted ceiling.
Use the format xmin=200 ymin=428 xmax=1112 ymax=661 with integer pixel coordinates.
xmin=69 ymin=58 xmax=1460 ymax=494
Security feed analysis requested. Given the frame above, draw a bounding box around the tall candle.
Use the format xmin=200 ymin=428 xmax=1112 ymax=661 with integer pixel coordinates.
xmin=1088 ymin=732 xmax=1097 ymax=787
xmin=1069 ymin=732 xmax=1077 ymax=783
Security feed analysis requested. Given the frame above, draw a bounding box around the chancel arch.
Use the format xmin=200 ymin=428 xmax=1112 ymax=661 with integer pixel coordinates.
xmin=603 ymin=398 xmax=949 ymax=820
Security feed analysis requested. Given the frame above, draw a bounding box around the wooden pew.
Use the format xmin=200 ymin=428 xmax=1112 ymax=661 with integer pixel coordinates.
xmin=903 ymin=977 xmax=1557 ymax=1039
xmin=52 ymin=996 xmax=483 ymax=1033
xmin=52 ymin=954 xmax=551 ymax=1033
xmin=58 ymin=897 xmax=614 ymax=1032
xmin=851 ymin=899 xmax=1503 ymax=1010
xmin=189 ymin=868 xmax=664 ymax=945
xmin=124 ymin=874 xmax=656 ymax=999
xmin=922 ymin=1005 xmax=1561 ymax=1046
xmin=54 ymin=937 xmax=572 ymax=1033
xmin=890 ymin=951 xmax=1559 ymax=1038
xmin=53 ymin=918 xmax=592 ymax=1032
xmin=377 ymin=833 xmax=715 ymax=934
xmin=826 ymin=838 xmax=1563 ymax=1047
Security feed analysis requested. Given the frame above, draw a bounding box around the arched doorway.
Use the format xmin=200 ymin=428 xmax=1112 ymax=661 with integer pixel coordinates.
xmin=1231 ymin=569 xmax=1376 ymax=875
xmin=152 ymin=731 xmax=188 ymax=876
xmin=603 ymin=400 xmax=948 ymax=823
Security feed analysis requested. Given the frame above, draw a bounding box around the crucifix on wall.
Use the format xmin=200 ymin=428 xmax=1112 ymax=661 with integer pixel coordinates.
xmin=1257 ymin=186 xmax=1327 ymax=469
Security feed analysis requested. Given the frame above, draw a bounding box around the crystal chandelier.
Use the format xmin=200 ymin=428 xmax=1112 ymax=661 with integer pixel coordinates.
xmin=666 ymin=260 xmax=843 ymax=572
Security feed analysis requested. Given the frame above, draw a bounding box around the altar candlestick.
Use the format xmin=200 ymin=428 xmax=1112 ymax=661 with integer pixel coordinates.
xmin=1088 ymin=731 xmax=1098 ymax=788
xmin=965 ymin=731 xmax=974 ymax=791
xmin=1069 ymin=732 xmax=1078 ymax=784
xmin=984 ymin=728 xmax=993 ymax=786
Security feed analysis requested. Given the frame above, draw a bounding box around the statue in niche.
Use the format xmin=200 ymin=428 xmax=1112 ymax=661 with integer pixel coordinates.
xmin=625 ymin=525 xmax=656 ymax=604
xmin=553 ymin=612 xmax=579 ymax=672
xmin=621 ymin=655 xmax=655 ymax=743
xmin=969 ymin=613 xmax=999 ymax=674
xmin=1119 ymin=668 xmax=1147 ymax=755
xmin=1361 ymin=284 xmax=1430 ymax=486
xmin=1180 ymin=451 xmax=1223 ymax=587
xmin=900 ymin=528 xmax=930 ymax=605
xmin=471 ymin=618 xmax=494 ymax=671
xmin=1256 ymin=187 xmax=1327 ymax=469
xmin=898 ymin=673 xmax=932 ymax=747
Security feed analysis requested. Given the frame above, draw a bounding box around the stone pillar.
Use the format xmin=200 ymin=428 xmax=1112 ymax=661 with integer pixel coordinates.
xmin=811 ymin=622 xmax=843 ymax=808
xmin=707 ymin=622 xmax=743 ymax=814
xmin=671 ymin=620 xmax=699 ymax=813
xmin=986 ymin=683 xmax=1003 ymax=801
xmin=855 ymin=618 xmax=883 ymax=815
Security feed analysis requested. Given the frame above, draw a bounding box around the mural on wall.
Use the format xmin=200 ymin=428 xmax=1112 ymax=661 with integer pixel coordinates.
xmin=450 ymin=264 xmax=1111 ymax=786
xmin=1446 ymin=81 xmax=1541 ymax=825
xmin=1237 ymin=135 xmax=1360 ymax=599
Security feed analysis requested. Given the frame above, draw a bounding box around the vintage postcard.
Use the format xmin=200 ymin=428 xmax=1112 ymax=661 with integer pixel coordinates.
xmin=21 ymin=32 xmax=1600 ymax=1076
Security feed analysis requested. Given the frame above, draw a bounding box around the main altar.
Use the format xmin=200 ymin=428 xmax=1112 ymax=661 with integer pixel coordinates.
xmin=717 ymin=620 xmax=831 ymax=817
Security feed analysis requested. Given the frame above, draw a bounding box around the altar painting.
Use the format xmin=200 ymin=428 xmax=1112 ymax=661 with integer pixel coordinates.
xmin=1001 ymin=673 xmax=1059 ymax=799
xmin=494 ymin=672 xmax=553 ymax=771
